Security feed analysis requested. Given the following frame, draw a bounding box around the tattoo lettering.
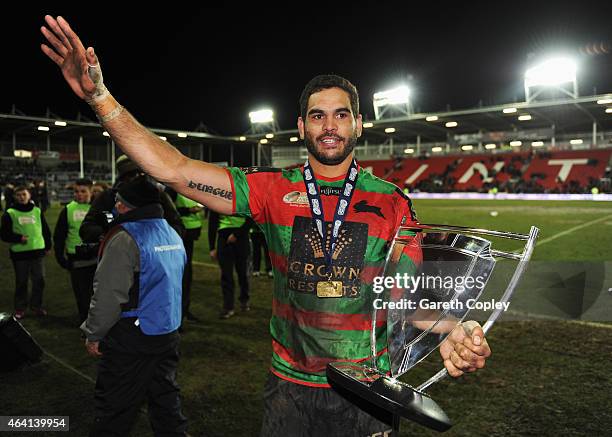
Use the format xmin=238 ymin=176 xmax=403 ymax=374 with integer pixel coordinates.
xmin=188 ymin=180 xmax=233 ymax=200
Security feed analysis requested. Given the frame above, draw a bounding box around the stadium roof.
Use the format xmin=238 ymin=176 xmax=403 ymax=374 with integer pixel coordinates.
xmin=244 ymin=93 xmax=612 ymax=147
xmin=0 ymin=112 xmax=257 ymax=151
xmin=1 ymin=93 xmax=611 ymax=155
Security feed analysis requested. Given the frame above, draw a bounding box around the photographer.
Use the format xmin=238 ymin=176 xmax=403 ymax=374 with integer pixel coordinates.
xmin=82 ymin=176 xmax=188 ymax=436
xmin=53 ymin=178 xmax=96 ymax=325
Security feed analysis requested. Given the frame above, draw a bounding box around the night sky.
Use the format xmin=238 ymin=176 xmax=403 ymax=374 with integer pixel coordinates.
xmin=3 ymin=3 xmax=612 ymax=136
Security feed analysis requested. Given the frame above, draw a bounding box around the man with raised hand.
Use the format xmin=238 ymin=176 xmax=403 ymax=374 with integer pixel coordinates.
xmin=41 ymin=16 xmax=491 ymax=436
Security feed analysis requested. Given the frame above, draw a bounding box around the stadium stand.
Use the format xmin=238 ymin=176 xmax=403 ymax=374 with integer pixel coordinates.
xmin=361 ymin=148 xmax=612 ymax=194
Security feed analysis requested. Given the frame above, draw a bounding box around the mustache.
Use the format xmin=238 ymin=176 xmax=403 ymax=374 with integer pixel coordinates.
xmin=316 ymin=134 xmax=345 ymax=142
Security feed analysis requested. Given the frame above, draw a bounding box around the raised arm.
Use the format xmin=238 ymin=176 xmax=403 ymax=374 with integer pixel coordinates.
xmin=40 ymin=15 xmax=233 ymax=215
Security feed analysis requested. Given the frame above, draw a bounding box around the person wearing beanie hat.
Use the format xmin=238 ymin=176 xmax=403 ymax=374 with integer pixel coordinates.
xmin=81 ymin=174 xmax=188 ymax=436
xmin=79 ymin=158 xmax=184 ymax=244
xmin=116 ymin=175 xmax=161 ymax=208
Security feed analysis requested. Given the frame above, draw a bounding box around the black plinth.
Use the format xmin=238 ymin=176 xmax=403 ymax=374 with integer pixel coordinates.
xmin=326 ymin=361 xmax=452 ymax=432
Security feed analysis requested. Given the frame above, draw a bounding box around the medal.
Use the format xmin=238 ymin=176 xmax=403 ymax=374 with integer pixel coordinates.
xmin=316 ymin=280 xmax=344 ymax=298
xmin=303 ymin=159 xmax=359 ymax=298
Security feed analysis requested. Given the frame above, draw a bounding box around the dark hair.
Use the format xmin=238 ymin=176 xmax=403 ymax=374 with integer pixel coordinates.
xmin=74 ymin=178 xmax=93 ymax=187
xmin=299 ymin=75 xmax=359 ymax=120
xmin=14 ymin=185 xmax=29 ymax=194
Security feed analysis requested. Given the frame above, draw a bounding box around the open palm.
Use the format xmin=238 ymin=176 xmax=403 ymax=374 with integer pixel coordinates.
xmin=40 ymin=15 xmax=100 ymax=101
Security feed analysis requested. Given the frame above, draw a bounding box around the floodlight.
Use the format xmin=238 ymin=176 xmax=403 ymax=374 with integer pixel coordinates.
xmin=445 ymin=121 xmax=458 ymax=128
xmin=159 ymin=136 xmax=167 ymax=141
xmin=178 ymin=132 xmax=188 ymax=138
xmin=54 ymin=121 xmax=67 ymax=126
xmin=239 ymin=136 xmax=246 ymax=141
xmin=570 ymin=139 xmax=583 ymax=145
xmin=260 ymin=139 xmax=268 ymax=144
xmin=265 ymin=133 xmax=274 ymax=139
xmin=461 ymin=145 xmax=473 ymax=151
xmin=363 ymin=122 xmax=374 ymax=128
xmin=525 ymin=58 xmax=576 ymax=87
xmin=596 ymin=98 xmax=612 ymax=105
xmin=404 ymin=148 xmax=414 ymax=154
xmin=385 ymin=127 xmax=396 ymax=133
xmin=14 ymin=150 xmax=33 ymax=158
xmin=249 ymin=109 xmax=274 ymax=124
xmin=373 ymin=85 xmax=412 ymax=119
xmin=503 ymin=108 xmax=517 ymax=114
xmin=425 ymin=115 xmax=438 ymax=121
xmin=432 ymin=147 xmax=443 ymax=152
xmin=485 ymin=143 xmax=496 ymax=150
xmin=510 ymin=141 xmax=522 ymax=147
xmin=289 ymin=137 xmax=299 ymax=142
xmin=518 ymin=115 xmax=532 ymax=121
xmin=531 ymin=141 xmax=544 ymax=147
xmin=103 ymin=131 xmax=110 ymax=137
xmin=37 ymin=126 xmax=49 ymax=131
xmin=373 ymin=86 xmax=410 ymax=106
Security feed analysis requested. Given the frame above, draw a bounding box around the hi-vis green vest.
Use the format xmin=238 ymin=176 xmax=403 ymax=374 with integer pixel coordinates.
xmin=219 ymin=215 xmax=246 ymax=230
xmin=175 ymin=194 xmax=203 ymax=230
xmin=7 ymin=207 xmax=45 ymax=253
xmin=66 ymin=200 xmax=91 ymax=254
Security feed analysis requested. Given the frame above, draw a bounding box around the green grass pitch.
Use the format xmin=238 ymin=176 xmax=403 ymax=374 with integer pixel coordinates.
xmin=1 ymin=199 xmax=611 ymax=436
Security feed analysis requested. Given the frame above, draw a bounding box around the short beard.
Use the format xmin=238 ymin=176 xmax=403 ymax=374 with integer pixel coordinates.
xmin=304 ymin=132 xmax=358 ymax=165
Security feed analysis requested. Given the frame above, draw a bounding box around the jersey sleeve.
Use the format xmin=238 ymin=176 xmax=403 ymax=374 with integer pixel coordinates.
xmin=392 ymin=191 xmax=422 ymax=268
xmin=225 ymin=167 xmax=283 ymax=223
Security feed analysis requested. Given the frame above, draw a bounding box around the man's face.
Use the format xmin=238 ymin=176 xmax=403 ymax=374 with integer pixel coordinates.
xmin=298 ymin=87 xmax=362 ymax=166
xmin=115 ymin=200 xmax=130 ymax=215
xmin=91 ymin=185 xmax=104 ymax=199
xmin=74 ymin=185 xmax=91 ymax=204
xmin=14 ymin=190 xmax=30 ymax=205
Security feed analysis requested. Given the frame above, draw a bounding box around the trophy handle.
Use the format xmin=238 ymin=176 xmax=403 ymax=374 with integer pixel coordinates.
xmin=416 ymin=225 xmax=540 ymax=392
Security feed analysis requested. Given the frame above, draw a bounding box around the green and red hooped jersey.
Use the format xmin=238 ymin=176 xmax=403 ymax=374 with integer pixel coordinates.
xmin=226 ymin=164 xmax=421 ymax=387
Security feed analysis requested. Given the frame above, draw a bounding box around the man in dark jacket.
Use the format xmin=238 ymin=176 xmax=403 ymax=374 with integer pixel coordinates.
xmin=1 ymin=186 xmax=52 ymax=319
xmin=82 ymin=176 xmax=188 ymax=436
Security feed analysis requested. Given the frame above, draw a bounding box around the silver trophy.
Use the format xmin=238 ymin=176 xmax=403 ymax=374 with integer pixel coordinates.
xmin=327 ymin=224 xmax=539 ymax=431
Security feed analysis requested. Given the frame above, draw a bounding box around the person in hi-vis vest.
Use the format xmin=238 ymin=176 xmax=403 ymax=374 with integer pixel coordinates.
xmin=208 ymin=211 xmax=252 ymax=319
xmin=53 ymin=178 xmax=97 ymax=325
xmin=1 ymin=185 xmax=52 ymax=319
xmin=167 ymin=188 xmax=203 ymax=323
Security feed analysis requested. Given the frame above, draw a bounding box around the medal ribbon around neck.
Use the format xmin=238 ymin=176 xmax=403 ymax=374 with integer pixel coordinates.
xmin=302 ymin=159 xmax=359 ymax=274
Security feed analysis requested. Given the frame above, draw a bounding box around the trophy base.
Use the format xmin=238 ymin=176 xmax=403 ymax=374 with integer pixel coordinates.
xmin=326 ymin=361 xmax=452 ymax=432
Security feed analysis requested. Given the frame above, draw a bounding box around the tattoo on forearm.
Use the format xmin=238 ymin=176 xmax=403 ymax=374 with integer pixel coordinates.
xmin=188 ymin=180 xmax=233 ymax=200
